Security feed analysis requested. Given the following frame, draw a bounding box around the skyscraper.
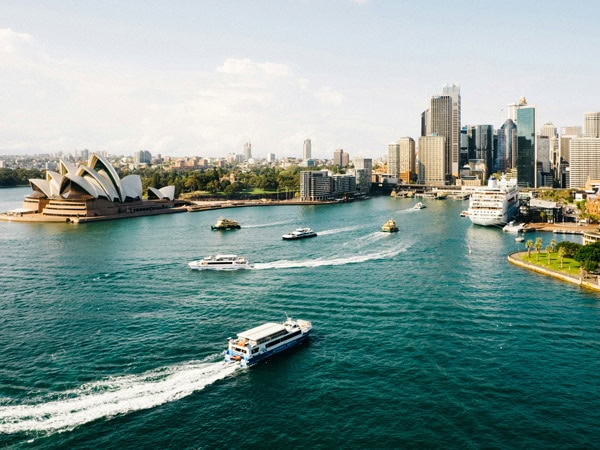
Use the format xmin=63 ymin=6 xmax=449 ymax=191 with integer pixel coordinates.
xmin=333 ymin=149 xmax=349 ymax=167
xmin=430 ymin=95 xmax=452 ymax=182
xmin=441 ymin=84 xmax=461 ymax=178
xmin=243 ymin=142 xmax=252 ymax=161
xmin=496 ymin=119 xmax=517 ymax=173
xmin=398 ymin=137 xmax=416 ymax=183
xmin=387 ymin=143 xmax=400 ymax=178
xmin=516 ymin=100 xmax=536 ymax=187
xmin=417 ymin=135 xmax=446 ymax=185
xmin=303 ymin=139 xmax=312 ymax=160
xmin=584 ymin=112 xmax=600 ymax=138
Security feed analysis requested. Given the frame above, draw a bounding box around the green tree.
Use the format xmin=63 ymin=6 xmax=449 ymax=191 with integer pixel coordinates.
xmin=558 ymin=246 xmax=566 ymax=268
xmin=546 ymin=245 xmax=553 ymax=264
xmin=550 ymin=239 xmax=556 ymax=252
xmin=534 ymin=237 xmax=543 ymax=260
xmin=526 ymin=239 xmax=533 ymax=258
xmin=556 ymin=241 xmax=581 ymax=258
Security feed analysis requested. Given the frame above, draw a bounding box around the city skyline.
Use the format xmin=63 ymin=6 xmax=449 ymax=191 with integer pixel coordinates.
xmin=1 ymin=1 xmax=599 ymax=159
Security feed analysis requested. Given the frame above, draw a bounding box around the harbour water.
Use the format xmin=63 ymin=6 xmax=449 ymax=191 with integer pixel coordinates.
xmin=1 ymin=187 xmax=599 ymax=449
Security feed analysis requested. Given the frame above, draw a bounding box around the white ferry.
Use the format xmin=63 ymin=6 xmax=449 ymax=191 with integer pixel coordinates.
xmin=282 ymin=227 xmax=317 ymax=240
xmin=225 ymin=317 xmax=312 ymax=367
xmin=188 ymin=254 xmax=252 ymax=271
xmin=463 ymin=175 xmax=520 ymax=227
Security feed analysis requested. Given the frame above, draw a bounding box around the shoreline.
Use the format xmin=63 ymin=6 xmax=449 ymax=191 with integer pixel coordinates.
xmin=508 ymin=251 xmax=600 ymax=293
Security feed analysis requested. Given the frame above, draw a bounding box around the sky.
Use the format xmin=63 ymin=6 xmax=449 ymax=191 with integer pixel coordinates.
xmin=1 ymin=0 xmax=599 ymax=160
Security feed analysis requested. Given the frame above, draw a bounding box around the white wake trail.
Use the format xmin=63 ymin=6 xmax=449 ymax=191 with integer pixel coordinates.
xmin=318 ymin=225 xmax=361 ymax=236
xmin=0 ymin=360 xmax=238 ymax=435
xmin=253 ymin=246 xmax=405 ymax=270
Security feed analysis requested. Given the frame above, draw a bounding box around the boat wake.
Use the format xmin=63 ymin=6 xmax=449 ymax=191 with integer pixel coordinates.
xmin=0 ymin=359 xmax=238 ymax=435
xmin=253 ymin=246 xmax=406 ymax=270
xmin=318 ymin=225 xmax=361 ymax=236
xmin=243 ymin=220 xmax=291 ymax=229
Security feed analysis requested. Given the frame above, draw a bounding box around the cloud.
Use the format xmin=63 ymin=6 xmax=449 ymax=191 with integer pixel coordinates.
xmin=314 ymin=87 xmax=345 ymax=107
xmin=217 ymin=58 xmax=292 ymax=78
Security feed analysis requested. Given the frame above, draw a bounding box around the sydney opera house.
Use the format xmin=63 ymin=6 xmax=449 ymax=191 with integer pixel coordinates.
xmin=2 ymin=153 xmax=184 ymax=223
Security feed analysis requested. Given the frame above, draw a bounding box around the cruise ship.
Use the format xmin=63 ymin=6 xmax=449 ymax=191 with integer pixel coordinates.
xmin=225 ymin=317 xmax=312 ymax=367
xmin=464 ymin=175 xmax=520 ymax=227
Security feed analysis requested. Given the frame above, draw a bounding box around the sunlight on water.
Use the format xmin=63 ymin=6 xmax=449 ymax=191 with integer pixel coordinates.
xmin=0 ymin=359 xmax=238 ymax=435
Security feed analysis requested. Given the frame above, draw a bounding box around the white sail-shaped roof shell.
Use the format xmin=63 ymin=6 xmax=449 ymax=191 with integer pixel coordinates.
xmin=60 ymin=173 xmax=102 ymax=198
xmin=45 ymin=170 xmax=64 ymax=197
xmin=89 ymin=154 xmax=124 ymax=202
xmin=79 ymin=166 xmax=120 ymax=201
xmin=121 ymin=175 xmax=143 ymax=201
xmin=29 ymin=179 xmax=53 ymax=197
xmin=148 ymin=185 xmax=175 ymax=201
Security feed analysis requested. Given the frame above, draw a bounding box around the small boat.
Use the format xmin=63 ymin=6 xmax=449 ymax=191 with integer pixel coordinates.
xmin=224 ymin=317 xmax=312 ymax=367
xmin=381 ymin=218 xmax=399 ymax=232
xmin=460 ymin=210 xmax=469 ymax=217
xmin=502 ymin=221 xmax=525 ymax=233
xmin=188 ymin=254 xmax=252 ymax=271
xmin=413 ymin=202 xmax=427 ymax=210
xmin=282 ymin=227 xmax=317 ymax=240
xmin=211 ymin=218 xmax=241 ymax=230
xmin=515 ymin=236 xmax=525 ymax=242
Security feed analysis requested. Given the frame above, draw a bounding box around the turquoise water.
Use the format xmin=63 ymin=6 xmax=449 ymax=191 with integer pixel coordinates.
xmin=0 ymin=188 xmax=599 ymax=449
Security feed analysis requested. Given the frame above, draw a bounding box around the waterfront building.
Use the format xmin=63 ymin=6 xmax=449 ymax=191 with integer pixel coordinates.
xmin=303 ymin=139 xmax=312 ymax=161
xmin=13 ymin=153 xmax=176 ymax=222
xmin=417 ymin=135 xmax=446 ymax=185
xmin=300 ymin=170 xmax=332 ymax=201
xmin=516 ymin=98 xmax=536 ymax=187
xmin=331 ymin=173 xmax=357 ymax=195
xmin=584 ymin=112 xmax=600 ymax=138
xmin=352 ymin=158 xmax=373 ymax=192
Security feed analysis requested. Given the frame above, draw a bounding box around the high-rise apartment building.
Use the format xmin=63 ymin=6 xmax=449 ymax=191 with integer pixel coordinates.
xmin=516 ymin=100 xmax=536 ymax=187
xmin=584 ymin=112 xmax=600 ymax=138
xmin=303 ymin=139 xmax=312 ymax=160
xmin=300 ymin=170 xmax=332 ymax=201
xmin=417 ymin=136 xmax=446 ymax=185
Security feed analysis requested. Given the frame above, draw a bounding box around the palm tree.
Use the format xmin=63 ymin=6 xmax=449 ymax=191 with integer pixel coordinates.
xmin=550 ymin=239 xmax=556 ymax=252
xmin=558 ymin=247 xmax=566 ymax=269
xmin=546 ymin=245 xmax=553 ymax=264
xmin=534 ymin=237 xmax=543 ymax=261
xmin=526 ymin=239 xmax=533 ymax=258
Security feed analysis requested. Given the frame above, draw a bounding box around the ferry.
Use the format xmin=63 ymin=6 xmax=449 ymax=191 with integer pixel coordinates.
xmin=282 ymin=227 xmax=317 ymax=240
xmin=211 ymin=218 xmax=241 ymax=230
xmin=188 ymin=254 xmax=252 ymax=271
xmin=463 ymin=175 xmax=519 ymax=227
xmin=224 ymin=317 xmax=312 ymax=367
xmin=413 ymin=202 xmax=427 ymax=210
xmin=381 ymin=218 xmax=399 ymax=232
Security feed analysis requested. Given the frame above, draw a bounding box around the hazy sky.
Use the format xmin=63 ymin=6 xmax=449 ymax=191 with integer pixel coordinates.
xmin=1 ymin=0 xmax=598 ymax=159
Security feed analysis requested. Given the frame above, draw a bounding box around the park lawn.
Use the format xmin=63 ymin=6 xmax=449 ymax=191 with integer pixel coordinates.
xmin=515 ymin=251 xmax=581 ymax=277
